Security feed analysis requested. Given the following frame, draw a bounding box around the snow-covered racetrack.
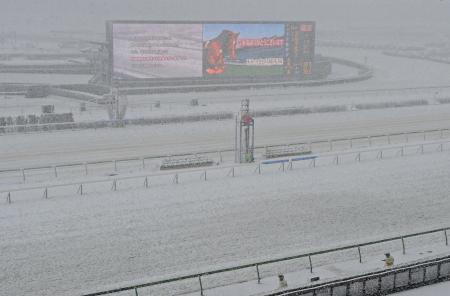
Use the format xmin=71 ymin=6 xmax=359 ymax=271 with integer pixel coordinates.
xmin=2 ymin=47 xmax=450 ymax=296
xmin=2 ymin=150 xmax=450 ymax=295
xmin=4 ymin=104 xmax=450 ymax=169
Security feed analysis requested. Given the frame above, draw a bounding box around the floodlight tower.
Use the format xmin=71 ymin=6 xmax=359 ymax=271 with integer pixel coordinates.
xmin=235 ymin=99 xmax=255 ymax=163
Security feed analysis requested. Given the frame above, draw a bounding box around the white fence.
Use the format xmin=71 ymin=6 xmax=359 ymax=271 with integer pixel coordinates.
xmin=1 ymin=127 xmax=450 ymax=186
xmin=2 ymin=140 xmax=450 ymax=205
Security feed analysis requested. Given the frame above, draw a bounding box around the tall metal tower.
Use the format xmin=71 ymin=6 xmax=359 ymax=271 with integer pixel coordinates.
xmin=235 ymin=99 xmax=255 ymax=163
xmin=105 ymin=88 xmax=128 ymax=126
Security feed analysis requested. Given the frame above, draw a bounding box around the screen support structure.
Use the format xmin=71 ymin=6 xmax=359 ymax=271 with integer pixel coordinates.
xmin=235 ymin=99 xmax=255 ymax=163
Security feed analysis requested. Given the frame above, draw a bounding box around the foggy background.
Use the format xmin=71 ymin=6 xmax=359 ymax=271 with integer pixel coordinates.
xmin=1 ymin=0 xmax=449 ymax=37
xmin=2 ymin=1 xmax=450 ymax=295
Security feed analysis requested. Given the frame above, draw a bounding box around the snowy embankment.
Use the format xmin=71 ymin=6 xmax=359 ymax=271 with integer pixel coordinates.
xmin=1 ymin=145 xmax=450 ymax=295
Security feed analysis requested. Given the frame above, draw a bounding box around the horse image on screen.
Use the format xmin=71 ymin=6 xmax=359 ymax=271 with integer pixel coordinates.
xmin=204 ymin=30 xmax=239 ymax=75
xmin=203 ymin=23 xmax=285 ymax=77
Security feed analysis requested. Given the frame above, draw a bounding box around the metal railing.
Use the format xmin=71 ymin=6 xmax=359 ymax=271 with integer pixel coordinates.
xmin=267 ymin=255 xmax=450 ymax=296
xmin=0 ymin=111 xmax=233 ymax=134
xmin=2 ymin=140 xmax=450 ymax=204
xmin=81 ymin=227 xmax=450 ymax=296
xmin=1 ymin=126 xmax=450 ymax=185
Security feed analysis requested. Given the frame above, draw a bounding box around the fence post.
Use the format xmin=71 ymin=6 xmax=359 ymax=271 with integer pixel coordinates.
xmin=6 ymin=192 xmax=11 ymax=204
xmin=78 ymin=184 xmax=83 ymax=195
xmin=310 ymin=158 xmax=316 ymax=168
xmin=112 ymin=180 xmax=117 ymax=191
xmin=356 ymin=152 xmax=361 ymax=162
xmin=445 ymin=230 xmax=448 ymax=246
xmin=84 ymin=163 xmax=88 ymax=175
xmin=256 ymin=264 xmax=261 ymax=284
xmin=258 ymin=164 xmax=261 ymax=174
xmin=440 ymin=129 xmax=444 ymax=139
xmin=198 ymin=275 xmax=204 ymax=296
xmin=401 ymin=237 xmax=406 ymax=254
xmin=43 ymin=188 xmax=48 ymax=199
xmin=421 ymin=144 xmax=424 ymax=154
xmin=21 ymin=169 xmax=26 ymax=182
xmin=349 ymin=138 xmax=353 ymax=148
xmin=144 ymin=176 xmax=149 ymax=188
xmin=358 ymin=246 xmax=362 ymax=263
xmin=335 ymin=155 xmax=339 ymax=165
xmin=174 ymin=174 xmax=179 ymax=184
xmin=423 ymin=265 xmax=427 ymax=283
xmin=408 ymin=268 xmax=412 ymax=285
xmin=142 ymin=158 xmax=146 ymax=169
xmin=134 ymin=287 xmax=139 ymax=296
xmin=393 ymin=272 xmax=397 ymax=289
xmin=308 ymin=255 xmax=313 ymax=273
xmin=54 ymin=166 xmax=58 ymax=178
xmin=218 ymin=151 xmax=223 ymax=163
xmin=378 ymin=150 xmax=383 ymax=159
xmin=440 ymin=143 xmax=444 ymax=152
xmin=203 ymin=171 xmax=207 ymax=181
xmin=114 ymin=160 xmax=117 ymax=171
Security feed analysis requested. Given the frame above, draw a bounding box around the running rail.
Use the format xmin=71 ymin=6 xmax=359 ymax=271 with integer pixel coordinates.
xmin=81 ymin=227 xmax=450 ymax=296
xmin=267 ymin=255 xmax=450 ymax=296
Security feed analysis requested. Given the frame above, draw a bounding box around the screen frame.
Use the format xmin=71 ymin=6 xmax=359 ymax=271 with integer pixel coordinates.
xmin=106 ymin=20 xmax=315 ymax=85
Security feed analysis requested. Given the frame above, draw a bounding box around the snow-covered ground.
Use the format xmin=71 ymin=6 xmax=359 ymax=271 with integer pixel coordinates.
xmin=393 ymin=281 xmax=450 ymax=296
xmin=0 ymin=72 xmax=91 ymax=84
xmin=2 ymin=45 xmax=450 ymax=296
xmin=2 ymin=147 xmax=450 ymax=295
xmin=3 ymin=46 xmax=450 ymax=123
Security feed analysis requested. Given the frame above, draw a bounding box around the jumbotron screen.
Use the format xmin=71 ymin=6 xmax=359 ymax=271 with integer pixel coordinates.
xmin=109 ymin=21 xmax=315 ymax=80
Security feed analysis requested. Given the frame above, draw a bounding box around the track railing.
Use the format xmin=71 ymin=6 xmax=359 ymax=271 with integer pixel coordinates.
xmin=1 ymin=127 xmax=450 ymax=184
xmin=266 ymin=254 xmax=450 ymax=296
xmin=2 ymin=140 xmax=450 ymax=204
xmin=81 ymin=227 xmax=450 ymax=296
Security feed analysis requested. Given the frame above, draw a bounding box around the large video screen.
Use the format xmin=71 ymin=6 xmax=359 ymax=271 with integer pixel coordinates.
xmin=110 ymin=22 xmax=315 ymax=80
xmin=112 ymin=23 xmax=203 ymax=79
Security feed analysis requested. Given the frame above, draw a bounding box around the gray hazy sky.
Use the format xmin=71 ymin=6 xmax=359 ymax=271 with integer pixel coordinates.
xmin=1 ymin=0 xmax=449 ymax=35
